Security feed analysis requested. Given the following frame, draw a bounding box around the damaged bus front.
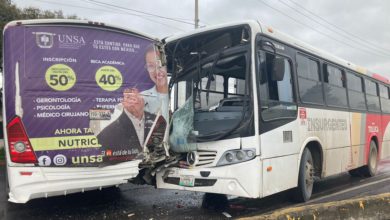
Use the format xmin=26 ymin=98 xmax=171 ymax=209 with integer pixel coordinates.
xmin=153 ymin=22 xmax=262 ymax=198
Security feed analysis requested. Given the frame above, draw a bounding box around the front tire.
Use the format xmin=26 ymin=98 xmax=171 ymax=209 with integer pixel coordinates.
xmin=201 ymin=193 xmax=228 ymax=211
xmin=293 ymin=148 xmax=314 ymax=202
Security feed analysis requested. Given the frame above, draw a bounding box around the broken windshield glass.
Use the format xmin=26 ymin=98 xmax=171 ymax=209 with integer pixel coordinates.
xmin=166 ymin=25 xmax=254 ymax=146
xmin=169 ymin=95 xmax=197 ymax=152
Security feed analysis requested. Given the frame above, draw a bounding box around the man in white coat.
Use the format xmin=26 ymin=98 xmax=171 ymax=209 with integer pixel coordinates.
xmin=141 ymin=44 xmax=169 ymax=121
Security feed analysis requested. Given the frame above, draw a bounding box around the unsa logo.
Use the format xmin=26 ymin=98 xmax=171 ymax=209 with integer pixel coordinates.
xmin=58 ymin=34 xmax=86 ymax=45
xmin=33 ymin=32 xmax=55 ymax=48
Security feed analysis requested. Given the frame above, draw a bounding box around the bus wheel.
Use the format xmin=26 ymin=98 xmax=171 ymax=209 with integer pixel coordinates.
xmin=361 ymin=140 xmax=378 ymax=177
xmin=294 ymin=148 xmax=314 ymax=202
xmin=201 ymin=193 xmax=228 ymax=211
xmin=348 ymin=168 xmax=362 ymax=177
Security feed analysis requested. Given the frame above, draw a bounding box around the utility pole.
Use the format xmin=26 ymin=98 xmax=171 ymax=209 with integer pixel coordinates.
xmin=195 ymin=0 xmax=199 ymax=29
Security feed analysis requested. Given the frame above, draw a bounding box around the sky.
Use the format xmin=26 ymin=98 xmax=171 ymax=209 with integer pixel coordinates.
xmin=11 ymin=0 xmax=390 ymax=77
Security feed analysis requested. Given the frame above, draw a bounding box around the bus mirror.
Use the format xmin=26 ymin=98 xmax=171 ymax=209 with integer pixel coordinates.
xmin=272 ymin=57 xmax=285 ymax=81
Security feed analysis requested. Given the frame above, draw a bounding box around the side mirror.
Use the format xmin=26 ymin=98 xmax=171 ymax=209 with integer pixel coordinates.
xmin=272 ymin=57 xmax=285 ymax=81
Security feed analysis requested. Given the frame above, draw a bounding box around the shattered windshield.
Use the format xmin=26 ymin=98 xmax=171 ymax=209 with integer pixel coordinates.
xmin=166 ymin=25 xmax=254 ymax=148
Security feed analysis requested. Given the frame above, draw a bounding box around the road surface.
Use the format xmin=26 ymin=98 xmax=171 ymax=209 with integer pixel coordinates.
xmin=1 ymin=159 xmax=389 ymax=219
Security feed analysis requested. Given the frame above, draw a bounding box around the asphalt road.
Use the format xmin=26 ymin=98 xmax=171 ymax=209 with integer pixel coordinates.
xmin=1 ymin=159 xmax=389 ymax=220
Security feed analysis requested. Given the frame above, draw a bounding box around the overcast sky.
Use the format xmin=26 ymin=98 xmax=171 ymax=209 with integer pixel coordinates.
xmin=11 ymin=0 xmax=390 ymax=77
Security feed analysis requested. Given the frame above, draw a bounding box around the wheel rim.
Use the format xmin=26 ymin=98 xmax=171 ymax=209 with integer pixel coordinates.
xmin=369 ymin=146 xmax=377 ymax=172
xmin=304 ymin=159 xmax=314 ymax=194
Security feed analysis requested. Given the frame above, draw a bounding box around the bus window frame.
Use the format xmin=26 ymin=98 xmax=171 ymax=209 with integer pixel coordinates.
xmin=255 ymin=37 xmax=298 ymax=123
xmin=346 ymin=71 xmax=368 ymax=111
xmin=296 ymin=52 xmax=325 ymax=106
xmin=364 ymin=78 xmax=381 ymax=113
xmin=322 ymin=62 xmax=349 ymax=109
xmin=378 ymin=83 xmax=390 ymax=114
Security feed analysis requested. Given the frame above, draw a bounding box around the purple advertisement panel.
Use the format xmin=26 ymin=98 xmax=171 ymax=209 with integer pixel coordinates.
xmin=4 ymin=23 xmax=169 ymax=167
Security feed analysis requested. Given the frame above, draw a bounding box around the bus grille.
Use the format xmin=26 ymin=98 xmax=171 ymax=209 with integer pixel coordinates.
xmin=196 ymin=150 xmax=217 ymax=167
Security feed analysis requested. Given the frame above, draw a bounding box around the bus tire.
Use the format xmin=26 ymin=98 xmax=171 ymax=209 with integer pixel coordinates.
xmin=293 ymin=148 xmax=314 ymax=202
xmin=201 ymin=193 xmax=228 ymax=211
xmin=360 ymin=140 xmax=378 ymax=177
xmin=348 ymin=168 xmax=362 ymax=177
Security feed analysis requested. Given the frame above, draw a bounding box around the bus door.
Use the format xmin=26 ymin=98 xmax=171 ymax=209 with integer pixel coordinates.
xmin=256 ymin=37 xmax=300 ymax=196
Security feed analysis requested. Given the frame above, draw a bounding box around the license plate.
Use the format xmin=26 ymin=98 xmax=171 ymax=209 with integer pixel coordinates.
xmin=179 ymin=175 xmax=195 ymax=187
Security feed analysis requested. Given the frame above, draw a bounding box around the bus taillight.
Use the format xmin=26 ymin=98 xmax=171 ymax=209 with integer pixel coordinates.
xmin=6 ymin=116 xmax=37 ymax=163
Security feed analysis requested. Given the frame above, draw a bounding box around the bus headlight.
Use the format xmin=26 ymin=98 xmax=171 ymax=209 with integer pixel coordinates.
xmin=236 ymin=151 xmax=245 ymax=160
xmin=225 ymin=152 xmax=234 ymax=162
xmin=217 ymin=149 xmax=256 ymax=166
xmin=246 ymin=150 xmax=254 ymax=157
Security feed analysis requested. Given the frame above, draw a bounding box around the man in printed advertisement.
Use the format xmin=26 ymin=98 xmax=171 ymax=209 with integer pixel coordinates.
xmin=92 ymin=43 xmax=168 ymax=131
xmin=97 ymin=88 xmax=156 ymax=163
xmin=141 ymin=44 xmax=169 ymax=121
xmin=94 ymin=43 xmax=168 ymax=164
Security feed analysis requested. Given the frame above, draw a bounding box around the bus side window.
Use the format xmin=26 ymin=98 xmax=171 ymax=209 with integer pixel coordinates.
xmin=323 ymin=64 xmax=348 ymax=108
xmin=379 ymin=84 xmax=390 ymax=113
xmin=259 ymin=51 xmax=297 ymax=121
xmin=347 ymin=72 xmax=366 ymax=111
xmin=296 ymin=54 xmax=323 ymax=105
xmin=365 ymin=79 xmax=380 ymax=112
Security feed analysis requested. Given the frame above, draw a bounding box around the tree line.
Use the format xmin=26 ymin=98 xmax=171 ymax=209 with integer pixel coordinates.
xmin=0 ymin=0 xmax=79 ymax=65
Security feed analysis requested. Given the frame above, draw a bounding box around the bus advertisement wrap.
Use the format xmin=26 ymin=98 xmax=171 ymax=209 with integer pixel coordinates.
xmin=4 ymin=24 xmax=168 ymax=167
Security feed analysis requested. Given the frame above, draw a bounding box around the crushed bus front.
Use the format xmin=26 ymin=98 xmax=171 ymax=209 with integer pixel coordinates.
xmin=150 ymin=21 xmax=264 ymax=198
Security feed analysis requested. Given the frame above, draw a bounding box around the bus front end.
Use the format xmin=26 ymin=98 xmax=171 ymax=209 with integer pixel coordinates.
xmin=156 ymin=22 xmax=263 ymax=198
xmin=156 ymin=140 xmax=262 ymax=198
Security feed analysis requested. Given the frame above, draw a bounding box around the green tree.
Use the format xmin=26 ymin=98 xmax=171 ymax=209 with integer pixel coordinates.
xmin=0 ymin=0 xmax=20 ymax=66
xmin=0 ymin=0 xmax=78 ymax=66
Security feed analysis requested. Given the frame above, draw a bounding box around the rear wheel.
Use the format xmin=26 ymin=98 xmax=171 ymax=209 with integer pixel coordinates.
xmin=293 ymin=148 xmax=315 ymax=202
xmin=361 ymin=140 xmax=378 ymax=177
xmin=348 ymin=168 xmax=362 ymax=177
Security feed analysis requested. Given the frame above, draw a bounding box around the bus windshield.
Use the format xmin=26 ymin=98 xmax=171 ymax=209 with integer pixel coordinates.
xmin=166 ymin=25 xmax=254 ymax=151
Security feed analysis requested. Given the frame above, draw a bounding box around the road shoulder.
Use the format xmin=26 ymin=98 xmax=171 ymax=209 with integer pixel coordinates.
xmin=240 ymin=192 xmax=390 ymax=220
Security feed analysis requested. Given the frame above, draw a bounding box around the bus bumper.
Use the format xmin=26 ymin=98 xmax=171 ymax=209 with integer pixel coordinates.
xmin=156 ymin=157 xmax=261 ymax=198
xmin=7 ymin=160 xmax=140 ymax=203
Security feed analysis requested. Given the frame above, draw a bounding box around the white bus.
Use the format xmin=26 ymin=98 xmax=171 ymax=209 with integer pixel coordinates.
xmin=3 ymin=20 xmax=168 ymax=203
xmin=149 ymin=20 xmax=390 ymax=202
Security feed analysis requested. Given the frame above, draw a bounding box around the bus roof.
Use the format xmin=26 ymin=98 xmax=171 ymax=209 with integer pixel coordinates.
xmin=260 ymin=23 xmax=365 ymax=73
xmin=164 ymin=20 xmax=262 ymax=43
xmin=261 ymin=23 xmax=389 ymax=82
xmin=165 ymin=20 xmax=388 ymax=83
xmin=4 ymin=19 xmax=159 ymax=42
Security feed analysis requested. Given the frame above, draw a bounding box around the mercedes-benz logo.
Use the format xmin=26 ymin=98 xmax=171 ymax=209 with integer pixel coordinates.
xmin=187 ymin=151 xmax=197 ymax=166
